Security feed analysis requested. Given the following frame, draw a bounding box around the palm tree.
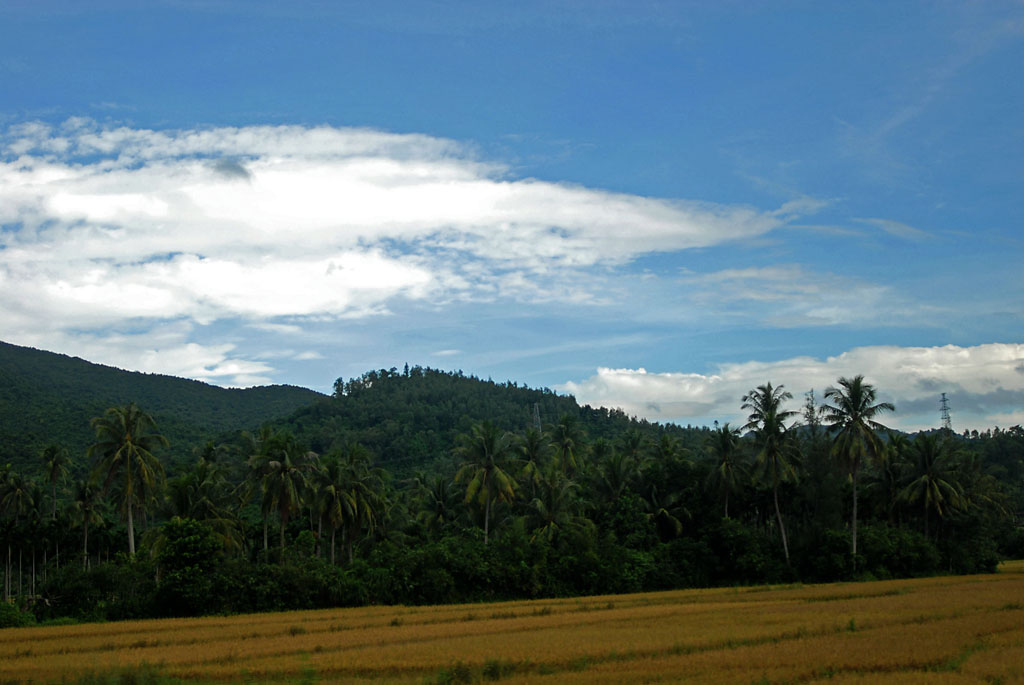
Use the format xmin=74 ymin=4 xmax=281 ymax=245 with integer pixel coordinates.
xmin=705 ymin=423 xmax=746 ymax=519
xmin=866 ymin=431 xmax=909 ymax=526
xmin=411 ymin=473 xmax=460 ymax=538
xmin=742 ymin=382 xmax=799 ymax=565
xmin=516 ymin=427 xmax=550 ymax=500
xmin=899 ymin=433 xmax=963 ymax=537
xmin=69 ymin=479 xmax=102 ymax=569
xmin=641 ymin=482 xmax=687 ymax=541
xmin=261 ymin=434 xmax=317 ymax=553
xmin=88 ymin=403 xmax=167 ymax=557
xmin=821 ymin=375 xmax=894 ymax=558
xmin=455 ymin=421 xmax=518 ymax=544
xmin=320 ymin=442 xmax=385 ymax=564
xmin=163 ymin=457 xmax=242 ymax=553
xmin=527 ymin=469 xmax=590 ymax=542
xmin=593 ymin=449 xmax=641 ymax=504
xmin=242 ymin=425 xmax=280 ymax=552
xmin=1 ymin=468 xmax=35 ymax=600
xmin=41 ymin=444 xmax=71 ymax=520
xmin=549 ymin=414 xmax=585 ymax=475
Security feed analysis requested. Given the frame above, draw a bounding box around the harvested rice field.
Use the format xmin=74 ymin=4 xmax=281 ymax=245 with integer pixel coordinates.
xmin=3 ymin=561 xmax=1024 ymax=684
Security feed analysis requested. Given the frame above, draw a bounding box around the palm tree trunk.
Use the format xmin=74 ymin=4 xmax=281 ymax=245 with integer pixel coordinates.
xmin=772 ymin=482 xmax=790 ymax=566
xmin=83 ymin=521 xmax=90 ymax=570
xmin=484 ymin=495 xmax=491 ymax=545
xmin=330 ymin=526 xmax=336 ymax=565
xmin=279 ymin=513 xmax=288 ymax=552
xmin=316 ymin=516 xmax=323 ymax=557
xmin=127 ymin=504 xmax=136 ymax=557
xmin=263 ymin=517 xmax=269 ymax=552
xmin=851 ymin=465 xmax=859 ymax=559
xmin=724 ymin=490 xmax=729 ymax=519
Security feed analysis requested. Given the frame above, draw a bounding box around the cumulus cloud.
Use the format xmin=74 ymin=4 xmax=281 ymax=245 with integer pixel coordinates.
xmin=0 ymin=119 xmax=808 ymax=384
xmin=561 ymin=343 xmax=1024 ymax=432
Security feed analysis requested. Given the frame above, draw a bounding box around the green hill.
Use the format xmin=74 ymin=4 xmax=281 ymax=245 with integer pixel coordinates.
xmin=0 ymin=340 xmax=325 ymax=475
xmin=280 ymin=365 xmax=708 ymax=472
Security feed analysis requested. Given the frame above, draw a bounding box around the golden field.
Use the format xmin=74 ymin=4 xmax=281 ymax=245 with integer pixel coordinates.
xmin=2 ymin=562 xmax=1024 ymax=684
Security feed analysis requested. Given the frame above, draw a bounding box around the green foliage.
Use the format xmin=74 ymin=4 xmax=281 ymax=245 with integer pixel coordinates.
xmin=156 ymin=517 xmax=222 ymax=616
xmin=0 ymin=600 xmax=36 ymax=627
xmin=0 ymin=340 xmax=323 ymax=475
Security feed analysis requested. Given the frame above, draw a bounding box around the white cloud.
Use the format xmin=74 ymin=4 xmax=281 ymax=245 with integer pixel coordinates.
xmin=856 ymin=217 xmax=932 ymax=241
xmin=678 ymin=265 xmax=919 ymax=327
xmin=561 ymin=343 xmax=1024 ymax=432
xmin=0 ymin=119 xmax=811 ymax=385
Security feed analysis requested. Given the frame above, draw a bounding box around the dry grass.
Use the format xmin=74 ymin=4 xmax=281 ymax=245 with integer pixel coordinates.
xmin=2 ymin=560 xmax=1022 ymax=683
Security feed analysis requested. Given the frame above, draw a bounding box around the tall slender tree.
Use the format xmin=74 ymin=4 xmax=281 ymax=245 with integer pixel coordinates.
xmin=41 ymin=444 xmax=71 ymax=520
xmin=455 ymin=421 xmax=518 ymax=544
xmin=742 ymin=382 xmax=799 ymax=565
xmin=705 ymin=423 xmax=746 ymax=519
xmin=821 ymin=375 xmax=894 ymax=558
xmin=69 ymin=479 xmax=102 ymax=569
xmin=549 ymin=414 xmax=585 ymax=475
xmin=88 ymin=403 xmax=167 ymax=557
xmin=261 ymin=434 xmax=317 ymax=553
xmin=1 ymin=468 xmax=35 ymax=600
xmin=899 ymin=433 xmax=963 ymax=537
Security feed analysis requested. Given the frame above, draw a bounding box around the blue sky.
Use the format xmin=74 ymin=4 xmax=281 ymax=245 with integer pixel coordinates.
xmin=1 ymin=1 xmax=1022 ymax=432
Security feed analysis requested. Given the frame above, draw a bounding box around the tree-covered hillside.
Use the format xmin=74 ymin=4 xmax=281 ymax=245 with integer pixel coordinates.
xmin=280 ymin=365 xmax=708 ymax=471
xmin=0 ymin=341 xmax=324 ymax=474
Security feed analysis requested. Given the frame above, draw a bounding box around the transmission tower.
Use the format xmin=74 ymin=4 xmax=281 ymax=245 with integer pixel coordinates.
xmin=940 ymin=393 xmax=952 ymax=433
xmin=532 ymin=402 xmax=542 ymax=432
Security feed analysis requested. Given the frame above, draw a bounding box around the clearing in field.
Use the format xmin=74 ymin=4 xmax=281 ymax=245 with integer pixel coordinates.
xmin=2 ymin=562 xmax=1023 ymax=684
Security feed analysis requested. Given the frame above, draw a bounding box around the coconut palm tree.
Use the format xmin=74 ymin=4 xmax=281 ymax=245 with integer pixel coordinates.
xmin=527 ymin=469 xmax=590 ymax=542
xmin=242 ymin=425 xmax=281 ymax=552
xmin=163 ymin=457 xmax=242 ymax=553
xmin=549 ymin=414 xmax=585 ymax=475
xmin=899 ymin=433 xmax=963 ymax=537
xmin=88 ymin=403 xmax=167 ymax=557
xmin=593 ymin=449 xmax=641 ymax=504
xmin=517 ymin=427 xmax=550 ymax=500
xmin=455 ymin=421 xmax=518 ymax=545
xmin=319 ymin=442 xmax=385 ymax=564
xmin=41 ymin=444 xmax=71 ymax=520
xmin=821 ymin=375 xmax=894 ymax=558
xmin=866 ymin=431 xmax=910 ymax=526
xmin=742 ymin=382 xmax=799 ymax=565
xmin=1 ymin=467 xmax=36 ymax=600
xmin=705 ymin=423 xmax=746 ymax=519
xmin=260 ymin=434 xmax=317 ymax=553
xmin=69 ymin=479 xmax=103 ymax=569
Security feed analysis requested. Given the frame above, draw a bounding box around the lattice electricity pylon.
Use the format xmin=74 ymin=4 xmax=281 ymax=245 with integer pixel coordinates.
xmin=940 ymin=392 xmax=952 ymax=433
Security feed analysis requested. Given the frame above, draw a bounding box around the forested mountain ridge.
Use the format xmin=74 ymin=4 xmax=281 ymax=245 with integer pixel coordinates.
xmin=0 ymin=340 xmax=324 ymax=474
xmin=283 ymin=365 xmax=708 ymax=472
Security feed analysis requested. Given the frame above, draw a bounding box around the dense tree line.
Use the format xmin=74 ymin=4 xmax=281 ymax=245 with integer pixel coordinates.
xmin=1 ymin=368 xmax=1022 ymax=626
